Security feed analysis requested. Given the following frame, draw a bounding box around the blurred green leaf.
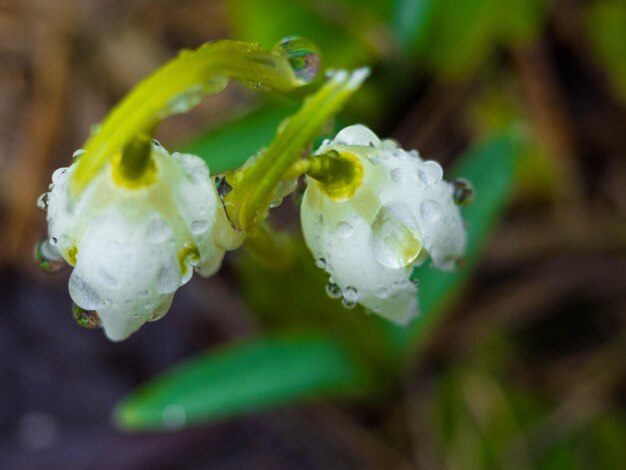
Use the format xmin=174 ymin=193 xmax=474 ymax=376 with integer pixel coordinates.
xmin=227 ymin=0 xmax=377 ymax=69
xmin=179 ymin=101 xmax=298 ymax=174
xmin=587 ymin=0 xmax=626 ymax=102
xmin=384 ymin=132 xmax=521 ymax=352
xmin=116 ymin=333 xmax=366 ymax=430
xmin=393 ymin=0 xmax=546 ymax=77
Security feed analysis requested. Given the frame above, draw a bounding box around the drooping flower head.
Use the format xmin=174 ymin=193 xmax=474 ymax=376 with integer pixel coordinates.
xmin=300 ymin=125 xmax=470 ymax=324
xmin=36 ymin=39 xmax=374 ymax=341
xmin=43 ymin=142 xmax=243 ymax=340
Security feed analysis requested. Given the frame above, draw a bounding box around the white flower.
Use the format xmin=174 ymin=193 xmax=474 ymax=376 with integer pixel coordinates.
xmin=44 ymin=142 xmax=243 ymax=341
xmin=300 ymin=125 xmax=468 ymax=325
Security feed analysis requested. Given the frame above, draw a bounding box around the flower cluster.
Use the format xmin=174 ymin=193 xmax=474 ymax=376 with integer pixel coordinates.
xmin=300 ymin=125 xmax=468 ymax=324
xmin=42 ymin=143 xmax=242 ymax=340
xmin=37 ymin=40 xmax=470 ymax=340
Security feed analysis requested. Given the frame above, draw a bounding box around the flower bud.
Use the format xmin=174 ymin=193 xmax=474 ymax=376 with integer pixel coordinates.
xmin=300 ymin=125 xmax=467 ymax=324
xmin=45 ymin=142 xmax=243 ymax=340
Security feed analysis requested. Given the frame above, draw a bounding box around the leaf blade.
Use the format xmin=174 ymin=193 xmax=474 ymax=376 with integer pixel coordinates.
xmin=116 ymin=332 xmax=366 ymax=430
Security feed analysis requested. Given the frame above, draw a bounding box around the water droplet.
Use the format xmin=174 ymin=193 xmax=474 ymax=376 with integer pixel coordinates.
xmin=51 ymin=168 xmax=68 ymax=184
xmin=161 ymin=84 xmax=204 ymax=117
xmin=343 ymin=286 xmax=359 ymax=302
xmin=376 ymin=287 xmax=389 ymax=299
xmin=190 ymin=219 xmax=209 ymax=235
xmin=72 ymin=149 xmax=85 ymax=160
xmin=335 ymin=221 xmax=354 ymax=238
xmin=162 ymin=404 xmax=186 ymax=430
xmin=146 ymin=216 xmax=172 ymax=244
xmin=451 ymin=178 xmax=474 ymax=206
xmin=341 ymin=298 xmax=357 ymax=309
xmin=334 ymin=124 xmax=381 ymax=147
xmin=276 ymin=36 xmax=320 ymax=84
xmin=36 ymin=193 xmax=49 ymax=211
xmin=69 ymin=273 xmax=102 ymax=310
xmin=315 ymin=258 xmax=326 ymax=269
xmin=33 ymin=239 xmax=66 ymax=274
xmin=420 ymin=199 xmax=443 ymax=223
xmin=370 ymin=203 xmax=422 ymax=269
xmin=49 ymin=237 xmax=58 ymax=246
xmin=390 ymin=168 xmax=407 ymax=183
xmin=71 ymin=304 xmax=101 ymax=329
xmin=417 ymin=161 xmax=443 ymax=185
xmin=156 ymin=264 xmax=180 ymax=294
xmin=151 ymin=139 xmax=162 ymax=147
xmin=325 ymin=282 xmax=342 ymax=299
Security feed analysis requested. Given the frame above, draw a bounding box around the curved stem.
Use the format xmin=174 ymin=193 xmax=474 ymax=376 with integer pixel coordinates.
xmin=225 ymin=68 xmax=369 ymax=231
xmin=70 ymin=40 xmax=304 ymax=197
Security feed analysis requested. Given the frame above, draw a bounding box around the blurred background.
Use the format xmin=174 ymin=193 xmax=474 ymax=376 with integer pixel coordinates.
xmin=1 ymin=0 xmax=625 ymax=468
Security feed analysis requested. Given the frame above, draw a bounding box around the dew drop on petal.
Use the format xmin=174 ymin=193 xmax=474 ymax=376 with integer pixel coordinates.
xmin=276 ymin=36 xmax=320 ymax=85
xmin=315 ymin=258 xmax=326 ymax=269
xmin=69 ymin=273 xmax=102 ymax=310
xmin=451 ymin=178 xmax=475 ymax=206
xmin=420 ymin=199 xmax=443 ymax=223
xmin=156 ymin=264 xmax=181 ymax=294
xmin=36 ymin=193 xmax=49 ymax=211
xmin=370 ymin=203 xmax=422 ymax=269
xmin=190 ymin=219 xmax=210 ymax=235
xmin=72 ymin=149 xmax=85 ymax=160
xmin=341 ymin=298 xmax=357 ymax=309
xmin=34 ymin=239 xmax=66 ymax=274
xmin=51 ymin=168 xmax=68 ymax=184
xmin=71 ymin=303 xmax=101 ymax=329
xmin=343 ymin=286 xmax=359 ymax=303
xmin=376 ymin=286 xmax=389 ymax=299
xmin=325 ymin=282 xmax=343 ymax=299
xmin=334 ymin=124 xmax=381 ymax=147
xmin=335 ymin=221 xmax=354 ymax=238
xmin=417 ymin=161 xmax=443 ymax=185
xmin=390 ymin=168 xmax=407 ymax=183
xmin=146 ymin=217 xmax=172 ymax=244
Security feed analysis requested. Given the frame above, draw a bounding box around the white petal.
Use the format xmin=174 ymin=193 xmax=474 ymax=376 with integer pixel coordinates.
xmin=300 ymin=124 xmax=467 ymax=324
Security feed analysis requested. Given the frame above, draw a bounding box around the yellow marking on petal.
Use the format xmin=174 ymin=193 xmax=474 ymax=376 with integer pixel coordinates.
xmin=178 ymin=243 xmax=200 ymax=275
xmin=66 ymin=246 xmax=78 ymax=266
xmin=308 ymin=150 xmax=364 ymax=202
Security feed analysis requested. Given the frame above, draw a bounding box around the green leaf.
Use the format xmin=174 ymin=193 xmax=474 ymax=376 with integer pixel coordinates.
xmin=393 ymin=0 xmax=546 ymax=77
xmin=227 ymin=0 xmax=377 ymax=69
xmin=178 ymin=101 xmax=298 ymax=174
xmin=383 ymin=132 xmax=521 ymax=353
xmin=586 ymin=0 xmax=626 ymax=102
xmin=116 ymin=333 xmax=366 ymax=430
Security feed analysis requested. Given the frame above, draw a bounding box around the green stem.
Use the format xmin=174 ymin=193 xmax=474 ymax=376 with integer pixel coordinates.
xmin=70 ymin=40 xmax=305 ymax=197
xmin=225 ymin=68 xmax=369 ymax=231
xmin=245 ymin=223 xmax=294 ymax=270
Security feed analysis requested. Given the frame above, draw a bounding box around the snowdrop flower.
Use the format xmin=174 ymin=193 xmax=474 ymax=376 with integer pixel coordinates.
xmin=42 ymin=141 xmax=244 ymax=341
xmin=300 ymin=125 xmax=470 ymax=325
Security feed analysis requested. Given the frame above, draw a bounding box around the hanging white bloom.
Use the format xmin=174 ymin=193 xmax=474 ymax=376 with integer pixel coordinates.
xmin=300 ymin=125 xmax=469 ymax=325
xmin=43 ymin=142 xmax=244 ymax=341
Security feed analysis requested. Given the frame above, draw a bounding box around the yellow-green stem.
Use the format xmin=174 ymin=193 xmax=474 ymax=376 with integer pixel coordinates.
xmin=71 ymin=40 xmax=305 ymax=197
xmin=225 ymin=68 xmax=369 ymax=231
